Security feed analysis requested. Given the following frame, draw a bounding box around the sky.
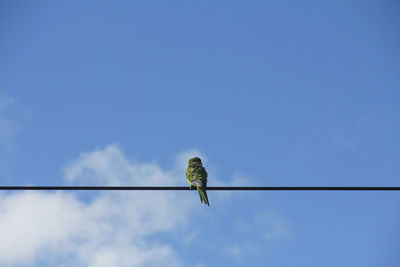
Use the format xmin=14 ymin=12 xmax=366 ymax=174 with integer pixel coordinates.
xmin=0 ymin=0 xmax=399 ymax=266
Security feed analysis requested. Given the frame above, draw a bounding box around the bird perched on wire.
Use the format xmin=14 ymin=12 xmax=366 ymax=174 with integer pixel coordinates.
xmin=186 ymin=157 xmax=209 ymax=206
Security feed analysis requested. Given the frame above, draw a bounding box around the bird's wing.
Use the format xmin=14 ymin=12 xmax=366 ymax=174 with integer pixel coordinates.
xmin=202 ymin=167 xmax=208 ymax=183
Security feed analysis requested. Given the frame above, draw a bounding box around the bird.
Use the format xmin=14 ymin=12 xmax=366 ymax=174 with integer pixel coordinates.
xmin=186 ymin=157 xmax=209 ymax=206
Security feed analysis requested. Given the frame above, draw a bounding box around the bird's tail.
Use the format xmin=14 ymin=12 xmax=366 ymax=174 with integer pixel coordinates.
xmin=197 ymin=187 xmax=210 ymax=206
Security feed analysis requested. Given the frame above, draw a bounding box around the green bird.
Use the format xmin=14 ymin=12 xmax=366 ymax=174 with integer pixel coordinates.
xmin=186 ymin=157 xmax=209 ymax=206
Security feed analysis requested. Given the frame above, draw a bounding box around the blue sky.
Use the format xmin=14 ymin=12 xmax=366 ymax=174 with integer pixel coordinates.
xmin=0 ymin=0 xmax=399 ymax=266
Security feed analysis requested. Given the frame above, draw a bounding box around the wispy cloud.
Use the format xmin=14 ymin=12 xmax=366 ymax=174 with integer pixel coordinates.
xmin=235 ymin=210 xmax=291 ymax=241
xmin=0 ymin=91 xmax=18 ymax=146
xmin=0 ymin=91 xmax=25 ymax=178
xmin=293 ymin=111 xmax=379 ymax=160
xmin=0 ymin=92 xmax=15 ymax=111
xmin=227 ymin=210 xmax=291 ymax=260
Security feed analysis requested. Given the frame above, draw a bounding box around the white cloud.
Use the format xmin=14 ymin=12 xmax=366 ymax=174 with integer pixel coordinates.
xmin=0 ymin=144 xmax=197 ymax=266
xmin=0 ymin=192 xmax=84 ymax=265
xmin=0 ymin=144 xmax=290 ymax=266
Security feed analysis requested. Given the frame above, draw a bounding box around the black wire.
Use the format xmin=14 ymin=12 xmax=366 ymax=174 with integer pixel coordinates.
xmin=0 ymin=186 xmax=399 ymax=191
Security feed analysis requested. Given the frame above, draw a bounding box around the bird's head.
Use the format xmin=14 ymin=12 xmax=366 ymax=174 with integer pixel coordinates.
xmin=188 ymin=157 xmax=202 ymax=166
